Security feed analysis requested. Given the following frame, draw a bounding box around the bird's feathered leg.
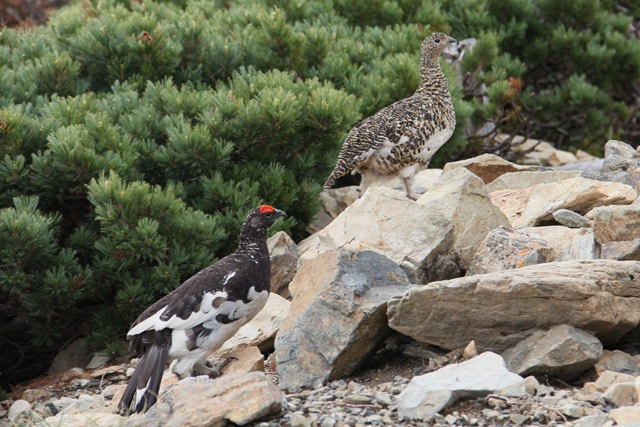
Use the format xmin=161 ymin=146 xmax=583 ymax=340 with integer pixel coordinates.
xmin=117 ymin=343 xmax=169 ymax=415
xmin=402 ymin=175 xmax=418 ymax=201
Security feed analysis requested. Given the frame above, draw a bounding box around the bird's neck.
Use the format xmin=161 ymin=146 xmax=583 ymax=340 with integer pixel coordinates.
xmin=236 ymin=228 xmax=268 ymax=255
xmin=416 ymin=66 xmax=450 ymax=96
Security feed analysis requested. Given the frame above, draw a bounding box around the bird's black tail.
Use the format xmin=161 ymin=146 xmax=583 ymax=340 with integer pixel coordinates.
xmin=117 ymin=344 xmax=169 ymax=415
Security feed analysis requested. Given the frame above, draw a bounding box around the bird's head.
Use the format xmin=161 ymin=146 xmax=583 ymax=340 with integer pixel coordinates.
xmin=420 ymin=32 xmax=457 ymax=69
xmin=244 ymin=204 xmax=287 ymax=233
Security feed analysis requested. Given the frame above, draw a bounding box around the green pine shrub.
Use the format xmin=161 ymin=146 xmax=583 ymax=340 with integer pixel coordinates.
xmin=0 ymin=0 xmax=638 ymax=385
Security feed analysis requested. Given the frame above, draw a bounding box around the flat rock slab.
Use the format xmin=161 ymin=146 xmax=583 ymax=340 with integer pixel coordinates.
xmin=442 ymin=154 xmax=535 ymax=183
xmin=485 ymin=170 xmax=580 ymax=192
xmin=129 ymin=372 xmax=282 ymax=427
xmin=388 ymin=260 xmax=640 ymax=352
xmin=396 ymin=352 xmax=526 ymax=420
xmin=276 ymin=250 xmax=415 ymax=392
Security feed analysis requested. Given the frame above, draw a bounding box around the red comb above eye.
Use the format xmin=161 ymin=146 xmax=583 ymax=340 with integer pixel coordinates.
xmin=259 ymin=205 xmax=275 ymax=214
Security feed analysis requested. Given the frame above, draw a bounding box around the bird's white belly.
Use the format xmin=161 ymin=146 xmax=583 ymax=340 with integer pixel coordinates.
xmin=416 ymin=127 xmax=454 ymax=162
xmin=168 ymin=288 xmax=269 ymax=359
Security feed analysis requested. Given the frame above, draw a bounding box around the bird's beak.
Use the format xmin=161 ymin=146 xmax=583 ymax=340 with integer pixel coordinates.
xmin=447 ymin=37 xmax=457 ymax=46
xmin=274 ymin=209 xmax=287 ymax=218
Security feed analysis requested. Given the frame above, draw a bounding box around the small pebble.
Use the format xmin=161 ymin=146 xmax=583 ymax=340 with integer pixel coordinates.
xmin=444 ymin=413 xmax=458 ymax=424
xmin=343 ymin=395 xmax=373 ymax=405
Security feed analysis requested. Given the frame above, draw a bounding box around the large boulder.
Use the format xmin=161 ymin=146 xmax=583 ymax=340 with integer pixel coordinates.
xmin=298 ymin=186 xmax=454 ymax=283
xmin=490 ymin=177 xmax=637 ymax=228
xmin=275 ymin=250 xmax=415 ymax=392
xmin=387 ymin=260 xmax=640 ymax=352
xmin=417 ymin=168 xmax=510 ymax=271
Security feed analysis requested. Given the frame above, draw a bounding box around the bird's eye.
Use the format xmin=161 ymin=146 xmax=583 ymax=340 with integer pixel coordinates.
xmin=434 ymin=38 xmax=441 ymax=44
xmin=264 ymin=212 xmax=272 ymax=218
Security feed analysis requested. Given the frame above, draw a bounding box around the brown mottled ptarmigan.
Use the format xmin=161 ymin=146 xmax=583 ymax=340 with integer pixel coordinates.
xmin=324 ymin=32 xmax=457 ymax=200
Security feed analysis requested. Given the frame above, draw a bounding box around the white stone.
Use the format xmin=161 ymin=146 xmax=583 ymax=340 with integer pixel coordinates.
xmin=396 ymin=352 xmax=526 ymax=420
xmin=8 ymin=400 xmax=31 ymax=422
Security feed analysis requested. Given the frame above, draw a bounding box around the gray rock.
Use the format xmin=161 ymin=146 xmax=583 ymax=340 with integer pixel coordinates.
xmin=267 ymin=231 xmax=298 ymax=299
xmin=594 ymin=349 xmax=639 ymax=376
xmin=601 ymin=239 xmax=640 ymax=260
xmin=552 ymin=209 xmax=592 ymax=228
xmin=466 ymin=226 xmax=554 ymax=275
xmin=298 ymin=186 xmax=454 ymax=283
xmin=86 ymin=351 xmax=113 ymax=370
xmin=582 ymin=140 xmax=640 ymax=192
xmin=592 ymin=205 xmax=640 ymax=244
xmin=387 ymin=260 xmax=640 ymax=352
xmin=417 ymin=167 xmax=510 ymax=270
xmin=138 ymin=372 xmax=282 ymax=427
xmin=49 ymin=338 xmax=93 ymax=373
xmin=396 ymin=352 xmax=526 ymax=420
xmin=557 ymin=403 xmax=585 ymax=418
xmin=501 ymin=324 xmax=602 ymax=379
xmin=276 ymin=250 xmax=415 ymax=392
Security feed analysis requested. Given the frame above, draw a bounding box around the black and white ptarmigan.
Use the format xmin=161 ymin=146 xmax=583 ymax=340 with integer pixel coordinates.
xmin=324 ymin=32 xmax=457 ymax=200
xmin=117 ymin=204 xmax=286 ymax=415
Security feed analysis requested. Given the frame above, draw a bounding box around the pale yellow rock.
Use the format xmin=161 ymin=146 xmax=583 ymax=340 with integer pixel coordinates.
xmin=603 ymin=382 xmax=638 ymax=407
xmin=491 ymin=178 xmax=637 ymax=228
xmin=216 ymin=293 xmax=291 ymax=355
xmin=610 ymin=406 xmax=640 ymax=425
xmin=45 ymin=413 xmax=126 ymax=427
xmin=462 ymin=340 xmax=478 ymax=359
xmin=582 ymin=382 xmax=605 ymax=394
xmin=519 ymin=226 xmax=598 ymax=262
xmin=418 ymin=167 xmax=510 ymax=270
xmin=595 ymin=370 xmax=637 ymax=388
xmin=298 ymin=186 xmax=454 ymax=282
xmin=443 ymin=153 xmax=533 ymax=183
xmin=485 ymin=170 xmax=580 ymax=192
xmin=220 ymin=345 xmax=265 ymax=375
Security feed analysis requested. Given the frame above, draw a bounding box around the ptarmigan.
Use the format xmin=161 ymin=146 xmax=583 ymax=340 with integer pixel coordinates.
xmin=117 ymin=204 xmax=286 ymax=415
xmin=324 ymin=32 xmax=457 ymax=200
